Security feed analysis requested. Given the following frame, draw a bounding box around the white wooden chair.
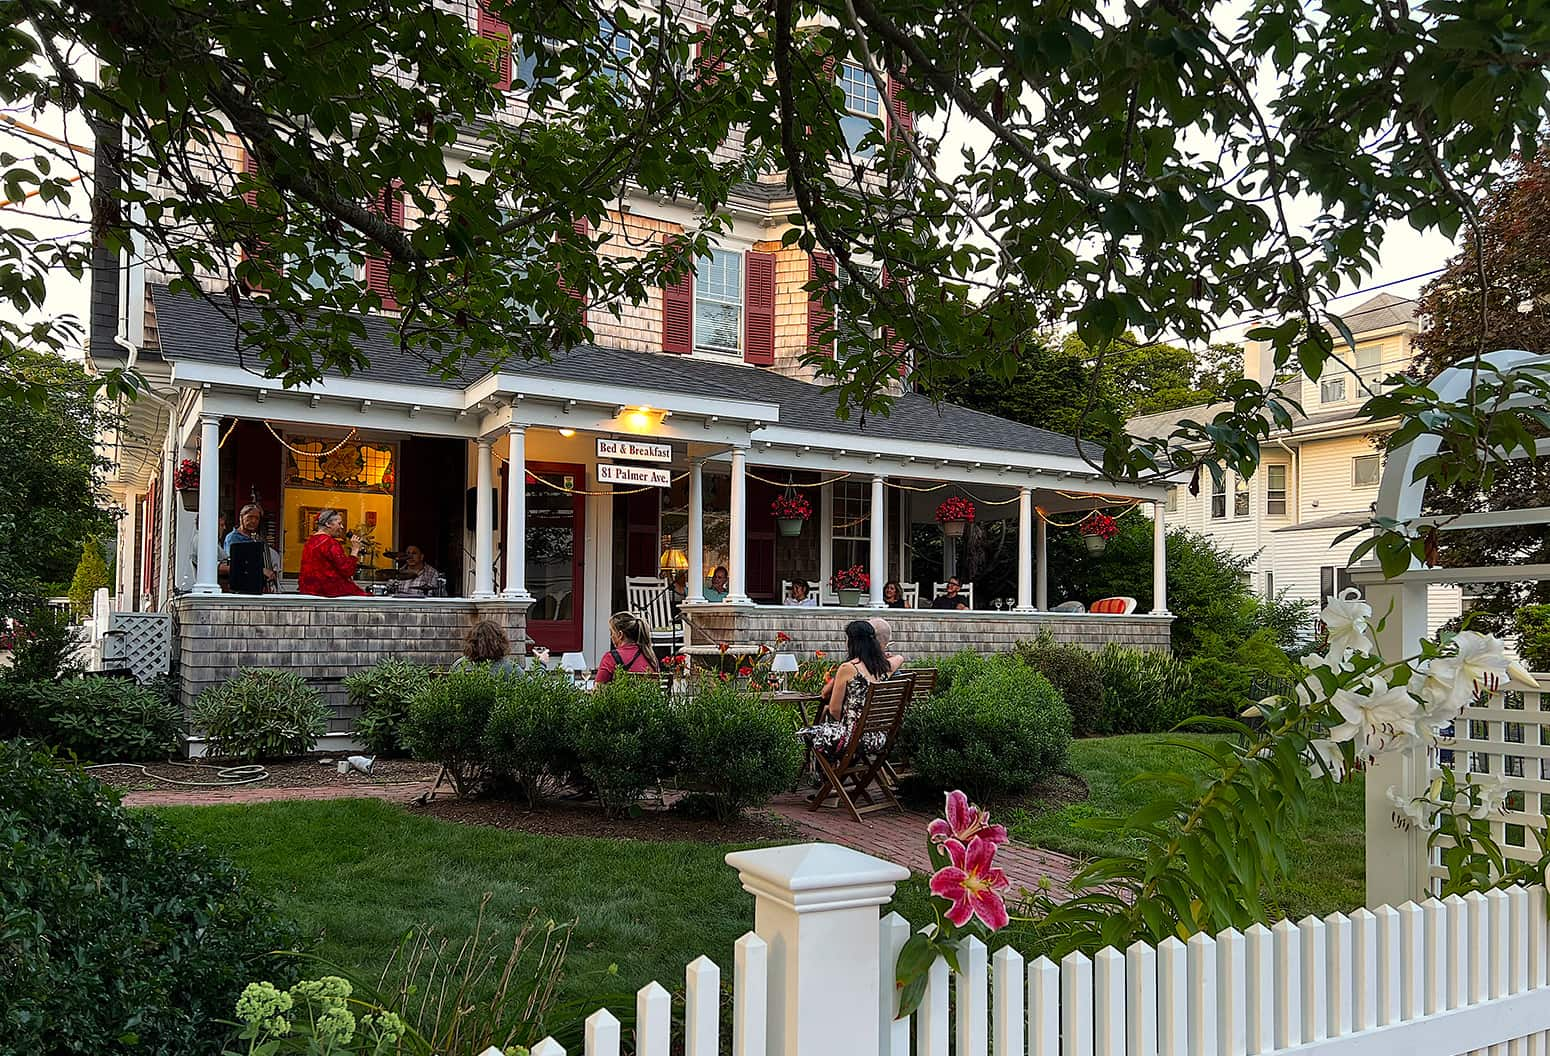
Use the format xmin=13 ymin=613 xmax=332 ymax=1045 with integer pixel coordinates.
xmin=900 ymin=582 xmax=920 ymax=608
xmin=780 ymin=579 xmax=821 ymax=605
xmin=931 ymin=581 xmax=974 ymax=609
xmin=625 ymin=575 xmax=679 ymax=648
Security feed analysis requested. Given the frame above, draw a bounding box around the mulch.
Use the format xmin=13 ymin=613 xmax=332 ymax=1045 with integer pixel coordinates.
xmin=89 ymin=755 xmax=442 ymax=794
xmin=409 ymin=793 xmax=803 ymax=845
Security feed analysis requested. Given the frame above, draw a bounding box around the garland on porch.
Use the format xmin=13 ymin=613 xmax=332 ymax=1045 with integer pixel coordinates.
xmin=1038 ymin=502 xmax=1144 ymax=529
xmin=263 ymin=422 xmax=359 ymax=458
xmin=515 ymin=466 xmax=691 ymax=497
xmin=744 ymin=469 xmax=854 ymax=488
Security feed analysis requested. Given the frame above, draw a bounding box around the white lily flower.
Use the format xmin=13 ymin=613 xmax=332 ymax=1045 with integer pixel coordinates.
xmin=1451 ymin=631 xmax=1516 ymax=694
xmin=1321 ymin=589 xmax=1374 ymax=656
xmin=1386 ymin=784 xmax=1429 ymax=827
xmin=1415 ymin=656 xmax=1473 ymax=721
xmin=1466 ymin=773 xmax=1511 ymax=818
xmin=1329 ymin=675 xmax=1422 ymax=757
xmin=1308 ymin=738 xmax=1348 ymax=781
xmin=1507 ymin=659 xmax=1540 ymax=690
xmin=1302 ymin=648 xmax=1351 ymax=675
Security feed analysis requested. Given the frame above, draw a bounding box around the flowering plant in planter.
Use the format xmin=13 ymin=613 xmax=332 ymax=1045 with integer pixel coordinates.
xmin=770 ymin=493 xmax=813 ymax=521
xmin=173 ymin=458 xmax=200 ymax=491
xmin=934 ymin=496 xmax=976 ymax=524
xmin=1080 ymin=511 xmax=1119 ymax=540
xmin=829 ymin=565 xmax=870 ymax=592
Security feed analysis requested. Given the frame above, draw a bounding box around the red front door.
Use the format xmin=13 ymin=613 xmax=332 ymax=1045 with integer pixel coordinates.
xmin=525 ymin=463 xmax=585 ymax=653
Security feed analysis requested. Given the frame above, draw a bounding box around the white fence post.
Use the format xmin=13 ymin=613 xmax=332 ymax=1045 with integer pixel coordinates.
xmin=725 ymin=843 xmax=908 ymax=1056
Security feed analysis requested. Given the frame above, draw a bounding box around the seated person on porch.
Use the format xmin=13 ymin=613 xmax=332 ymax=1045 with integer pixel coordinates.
xmin=595 ymin=611 xmax=660 ymax=685
xmin=224 ymin=503 xmax=279 ymax=592
xmin=396 ymin=545 xmax=441 ymax=597
xmin=881 ymin=580 xmax=910 ymax=609
xmin=798 ymin=620 xmax=898 ymax=757
xmin=452 ymin=619 xmax=519 ymax=674
xmin=703 ymin=565 xmax=730 ymax=602
xmin=785 ymin=580 xmax=816 ymax=606
xmin=298 ymin=508 xmax=368 ymax=597
xmin=668 ymin=569 xmax=687 ymax=614
xmin=931 ymin=577 xmax=970 ymax=610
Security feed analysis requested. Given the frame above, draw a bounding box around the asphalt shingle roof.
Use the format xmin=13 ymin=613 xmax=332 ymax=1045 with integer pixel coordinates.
xmin=152 ymin=285 xmax=1095 ymax=461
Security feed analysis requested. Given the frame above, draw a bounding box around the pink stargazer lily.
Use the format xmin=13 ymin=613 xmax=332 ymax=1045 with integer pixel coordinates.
xmin=928 ymin=790 xmax=1008 ymax=846
xmin=929 ymin=837 xmax=1010 ymax=929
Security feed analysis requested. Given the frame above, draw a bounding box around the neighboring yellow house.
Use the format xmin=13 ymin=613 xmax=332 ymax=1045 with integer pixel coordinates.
xmin=1127 ymin=293 xmax=1463 ymax=633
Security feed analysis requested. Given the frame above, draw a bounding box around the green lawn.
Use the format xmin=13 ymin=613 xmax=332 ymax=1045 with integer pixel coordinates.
xmin=1005 ymin=733 xmax=1366 ymax=921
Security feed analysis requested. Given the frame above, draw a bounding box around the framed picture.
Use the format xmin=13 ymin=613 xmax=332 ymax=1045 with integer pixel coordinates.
xmin=297 ymin=506 xmax=343 ymax=540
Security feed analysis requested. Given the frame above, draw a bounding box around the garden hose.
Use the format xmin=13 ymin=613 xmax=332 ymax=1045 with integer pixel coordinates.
xmin=81 ymin=761 xmax=271 ymax=787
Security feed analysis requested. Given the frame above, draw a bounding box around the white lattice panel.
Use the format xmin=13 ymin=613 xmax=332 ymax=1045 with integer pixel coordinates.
xmin=1429 ymin=678 xmax=1550 ymax=886
xmin=100 ymin=611 xmax=173 ymax=682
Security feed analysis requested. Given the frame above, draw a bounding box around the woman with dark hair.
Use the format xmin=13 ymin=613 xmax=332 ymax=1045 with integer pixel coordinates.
xmin=594 ymin=611 xmax=659 ymax=685
xmin=881 ymin=580 xmax=910 ymax=609
xmin=452 ymin=619 xmax=519 ymax=674
xmin=797 ymin=620 xmax=897 ymax=756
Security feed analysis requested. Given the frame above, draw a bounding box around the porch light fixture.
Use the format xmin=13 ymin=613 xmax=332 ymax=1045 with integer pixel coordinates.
xmin=624 ymin=405 xmax=660 ymax=431
xmin=559 ymin=428 xmax=577 ymax=437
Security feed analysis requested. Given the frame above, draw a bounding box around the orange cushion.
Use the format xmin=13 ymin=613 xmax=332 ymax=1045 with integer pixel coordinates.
xmin=1091 ymin=598 xmax=1128 ymax=614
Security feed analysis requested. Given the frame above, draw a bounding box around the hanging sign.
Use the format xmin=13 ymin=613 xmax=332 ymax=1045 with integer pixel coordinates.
xmin=597 ymin=437 xmax=672 ymax=463
xmin=598 ymin=463 xmax=672 ymax=488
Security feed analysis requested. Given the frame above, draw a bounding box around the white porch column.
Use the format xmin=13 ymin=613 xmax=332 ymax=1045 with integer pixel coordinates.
xmin=1015 ymin=486 xmax=1035 ymax=611
xmin=868 ymin=474 xmax=887 ymax=607
xmin=473 ymin=437 xmax=496 ymax=599
xmin=725 ymin=844 xmax=909 ymax=1056
xmin=687 ymin=457 xmax=706 ymax=603
xmin=192 ymin=414 xmax=222 ymax=594
xmin=502 ymin=425 xmax=533 ymax=600
xmin=1152 ymin=500 xmax=1169 ymax=614
xmin=726 ymin=446 xmax=750 ymax=604
xmin=1035 ymin=507 xmax=1049 ymax=611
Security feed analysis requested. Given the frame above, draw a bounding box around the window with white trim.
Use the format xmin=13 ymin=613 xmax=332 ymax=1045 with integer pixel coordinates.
xmin=1165 ymin=486 xmax=1179 ymax=514
xmin=835 ymin=262 xmax=880 ymax=361
xmin=831 ymin=481 xmax=871 ymax=580
xmin=839 ymin=63 xmax=884 ymax=159
xmin=599 ymin=17 xmax=632 ymax=83
xmin=694 ymin=248 xmax=742 ymax=355
xmin=1266 ymin=464 xmax=1288 ymax=516
xmin=1210 ymin=475 xmax=1226 ymax=519
xmin=1353 ymin=453 xmax=1381 ymax=487
xmin=1234 ymin=474 xmax=1250 ymax=517
xmin=1320 ymin=376 xmax=1347 ymax=403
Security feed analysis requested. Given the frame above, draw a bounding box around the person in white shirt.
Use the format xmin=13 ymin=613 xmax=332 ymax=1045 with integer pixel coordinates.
xmin=784 ymin=580 xmax=817 ymax=606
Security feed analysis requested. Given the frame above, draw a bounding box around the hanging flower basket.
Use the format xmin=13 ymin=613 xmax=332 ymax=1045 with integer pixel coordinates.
xmin=1081 ymin=512 xmax=1119 ymax=555
xmin=174 ymin=459 xmax=200 ymax=511
xmin=936 ymin=496 xmax=976 ymax=538
xmin=771 ymin=491 xmax=812 ymax=537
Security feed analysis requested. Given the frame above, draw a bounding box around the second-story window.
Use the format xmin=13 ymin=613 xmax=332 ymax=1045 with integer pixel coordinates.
xmin=1353 ymin=453 xmax=1381 ymax=487
xmin=839 ymin=63 xmax=883 ymax=159
xmin=600 ymin=17 xmax=632 ymax=83
xmin=694 ymin=248 xmax=742 ymax=355
xmin=1320 ymin=375 xmax=1347 ymax=403
xmin=1165 ymin=486 xmax=1179 ymax=514
xmin=835 ymin=262 xmax=880 ymax=360
xmin=1210 ymin=475 xmax=1227 ymax=519
xmin=1234 ymin=474 xmax=1250 ymax=517
xmin=1266 ymin=464 xmax=1288 ymax=515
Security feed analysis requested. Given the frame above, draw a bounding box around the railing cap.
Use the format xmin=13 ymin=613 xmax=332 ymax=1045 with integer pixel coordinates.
xmin=726 ymin=842 xmax=909 ymax=914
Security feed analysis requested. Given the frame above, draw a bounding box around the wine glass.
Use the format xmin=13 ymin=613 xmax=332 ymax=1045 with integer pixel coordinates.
xmin=992 ymin=598 xmax=1005 ymax=612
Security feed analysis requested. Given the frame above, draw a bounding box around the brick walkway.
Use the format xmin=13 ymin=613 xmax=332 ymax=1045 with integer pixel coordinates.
xmin=765 ymin=792 xmax=1080 ymax=899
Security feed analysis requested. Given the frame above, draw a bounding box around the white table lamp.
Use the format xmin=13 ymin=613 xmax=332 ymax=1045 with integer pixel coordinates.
xmin=771 ymin=652 xmax=799 ymax=689
xmin=560 ymin=651 xmax=589 ymax=676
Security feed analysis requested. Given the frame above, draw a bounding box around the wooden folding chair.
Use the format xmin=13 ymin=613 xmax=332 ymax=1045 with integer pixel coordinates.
xmin=809 ymin=676 xmax=915 ymax=822
xmin=882 ymin=668 xmax=935 ymax=791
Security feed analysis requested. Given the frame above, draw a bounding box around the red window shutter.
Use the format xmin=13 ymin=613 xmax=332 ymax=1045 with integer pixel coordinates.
xmin=562 ymin=217 xmax=590 ymax=326
xmin=238 ymin=148 xmax=270 ymax=291
xmin=661 ymin=235 xmax=694 ymax=355
xmin=240 ymin=148 xmax=259 ymax=208
xmin=887 ymin=74 xmax=914 ymax=138
xmin=881 ymin=265 xmax=907 ymax=372
xmin=365 ymin=184 xmax=402 ymax=311
xmin=807 ymin=251 xmax=835 ymax=356
xmin=744 ymin=251 xmax=775 ymax=366
xmin=694 ymin=24 xmax=726 ymax=83
xmin=477 ymin=3 xmax=513 ymax=90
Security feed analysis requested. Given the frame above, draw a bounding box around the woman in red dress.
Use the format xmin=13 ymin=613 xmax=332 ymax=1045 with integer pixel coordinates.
xmin=298 ymin=508 xmax=368 ymax=597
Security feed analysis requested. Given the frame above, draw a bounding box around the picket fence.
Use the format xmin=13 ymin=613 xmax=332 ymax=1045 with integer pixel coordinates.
xmin=473 ymin=843 xmax=1550 ymax=1056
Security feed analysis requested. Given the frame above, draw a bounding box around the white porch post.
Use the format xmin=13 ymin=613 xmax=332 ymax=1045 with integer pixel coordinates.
xmin=1016 ymin=486 xmax=1034 ymax=612
xmin=502 ymin=425 xmax=533 ymax=600
xmin=726 ymin=446 xmax=750 ymax=603
xmin=192 ymin=413 xmax=221 ymax=595
xmin=1152 ymin=500 xmax=1169 ymax=614
xmin=868 ymin=474 xmax=887 ymax=607
xmin=473 ymin=437 xmax=496 ymax=599
xmin=1035 ymin=507 xmax=1049 ymax=611
xmin=687 ymin=457 xmax=705 ymax=603
xmin=725 ymin=844 xmax=909 ymax=1056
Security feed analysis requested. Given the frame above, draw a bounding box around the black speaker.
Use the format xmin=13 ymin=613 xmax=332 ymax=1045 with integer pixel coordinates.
xmin=228 ymin=540 xmax=266 ymax=594
xmin=464 ymin=487 xmax=500 ymax=532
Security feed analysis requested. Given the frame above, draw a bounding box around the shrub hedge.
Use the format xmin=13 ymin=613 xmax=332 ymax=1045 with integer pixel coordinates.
xmin=674 ymin=678 xmax=804 ymax=820
xmin=401 ymin=665 xmax=511 ymax=795
xmin=5 ymin=675 xmax=182 ymax=760
xmin=1091 ymin=642 xmax=1193 ymax=734
xmin=568 ymin=675 xmax=679 ymax=817
xmin=1014 ymin=634 xmax=1104 ymax=737
xmin=482 ymin=669 xmax=580 ymax=804
xmin=345 ymin=657 xmax=435 ymax=756
xmin=0 ymin=740 xmax=302 ymax=1055
xmin=191 ymin=668 xmax=329 ymax=760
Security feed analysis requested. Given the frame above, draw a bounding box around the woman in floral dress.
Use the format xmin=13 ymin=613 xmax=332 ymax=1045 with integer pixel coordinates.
xmin=798 ymin=620 xmax=897 ymax=757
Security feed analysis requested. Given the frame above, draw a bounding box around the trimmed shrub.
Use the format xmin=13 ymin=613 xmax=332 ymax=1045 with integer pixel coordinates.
xmin=1515 ymin=604 xmax=1550 ymax=672
xmin=933 ymin=649 xmax=993 ymax=695
xmin=568 ymin=674 xmax=679 ymax=817
xmin=401 ymin=666 xmax=509 ymax=795
xmin=1092 ymin=643 xmax=1194 ymax=734
xmin=1181 ymin=656 xmax=1257 ymax=720
xmin=191 ymin=668 xmax=328 ymax=761
xmin=67 ymin=536 xmax=110 ymax=614
xmin=674 ymin=679 xmax=804 ymax=820
xmin=8 ymin=675 xmax=182 ymax=760
xmin=903 ymin=657 xmax=1072 ymax=802
xmin=1 ymin=601 xmax=83 ymax=684
xmin=0 ymin=740 xmax=302 ymax=1054
xmin=1015 ymin=633 xmax=1104 ymax=737
xmin=345 ymin=657 xmax=435 ymax=756
xmin=482 ymin=670 xmax=579 ymax=804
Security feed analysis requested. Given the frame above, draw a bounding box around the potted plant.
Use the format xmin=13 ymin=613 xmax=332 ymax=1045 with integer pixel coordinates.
xmin=1081 ymin=511 xmax=1119 ymax=554
xmin=174 ymin=458 xmax=200 ymax=511
xmin=830 ymin=565 xmax=869 ymax=607
xmin=935 ymin=496 xmax=976 ymax=538
xmin=770 ymin=491 xmax=813 ymax=537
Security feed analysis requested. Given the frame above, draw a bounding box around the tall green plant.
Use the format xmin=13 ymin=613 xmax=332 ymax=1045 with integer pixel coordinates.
xmin=67 ymin=537 xmax=110 ymax=614
xmin=192 ymin=669 xmax=328 ymax=761
xmin=568 ymin=675 xmax=678 ymax=818
xmin=345 ymin=658 xmax=435 ymax=756
xmin=400 ymin=666 xmax=509 ymax=796
xmin=1091 ymin=643 xmax=1193 ymax=734
xmin=673 ymin=679 xmax=803 ymax=820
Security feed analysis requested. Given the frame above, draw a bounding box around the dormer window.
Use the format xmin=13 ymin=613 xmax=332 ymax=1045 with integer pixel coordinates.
xmin=839 ymin=63 xmax=883 ymax=159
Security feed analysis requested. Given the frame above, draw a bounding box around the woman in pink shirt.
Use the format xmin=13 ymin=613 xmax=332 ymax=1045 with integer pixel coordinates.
xmin=594 ymin=612 xmax=660 ymax=684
